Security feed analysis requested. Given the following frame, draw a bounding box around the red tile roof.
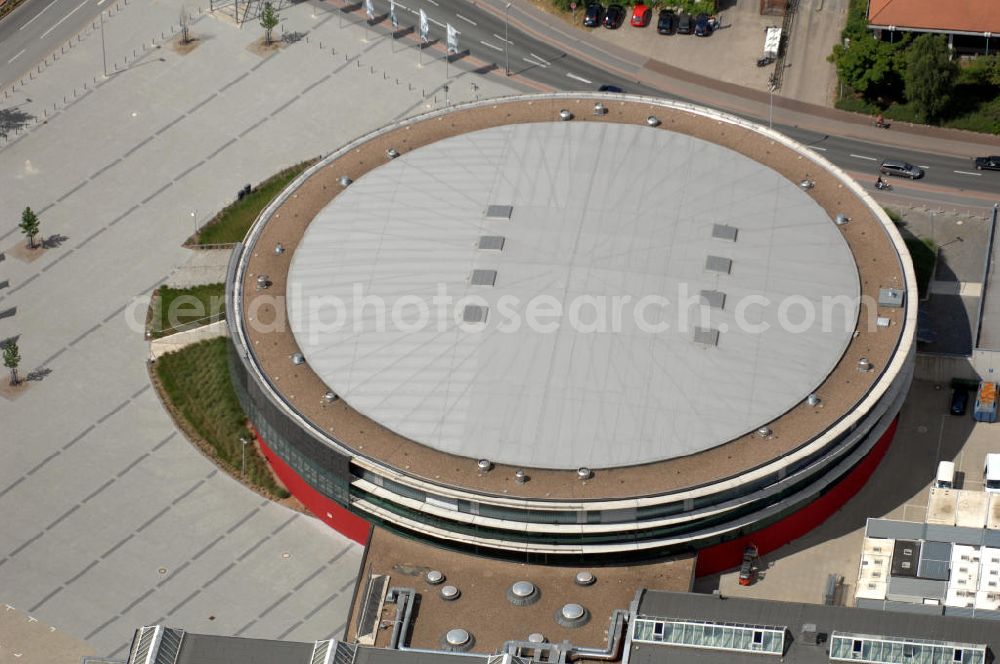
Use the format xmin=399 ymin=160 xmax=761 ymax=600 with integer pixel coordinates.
xmin=868 ymin=0 xmax=1000 ymax=35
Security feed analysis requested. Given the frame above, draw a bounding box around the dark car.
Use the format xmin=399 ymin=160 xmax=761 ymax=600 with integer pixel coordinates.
xmin=603 ymin=4 xmax=625 ymax=28
xmin=694 ymin=13 xmax=712 ymax=36
xmin=597 ymin=84 xmax=624 ymax=93
xmin=657 ymin=9 xmax=675 ymax=34
xmin=950 ymin=389 xmax=969 ymax=416
xmin=975 ymin=155 xmax=1000 ymax=171
xmin=583 ymin=3 xmax=605 ymax=27
xmin=676 ymin=12 xmax=692 ymax=34
xmin=879 ymin=159 xmax=924 ymax=179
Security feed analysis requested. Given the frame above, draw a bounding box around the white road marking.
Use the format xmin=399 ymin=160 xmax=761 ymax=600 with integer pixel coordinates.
xmin=918 ymin=165 xmax=930 ymax=169
xmin=807 ymin=146 xmax=827 ymax=152
xmin=566 ymin=72 xmax=592 ymax=84
xmin=479 ymin=40 xmax=503 ymax=51
xmin=456 ymin=13 xmax=476 ymax=25
xmin=850 ymin=154 xmax=877 ymax=161
xmin=425 ymin=0 xmax=438 ymax=5
xmin=8 ymin=48 xmax=26 ymax=64
xmin=529 ymin=52 xmax=552 ymax=66
xmin=493 ymin=33 xmax=513 ymax=44
xmin=18 ymin=0 xmax=61 ymax=30
xmin=428 ymin=16 xmax=445 ymax=27
xmin=39 ymin=0 xmax=89 ymax=39
xmin=954 ymin=170 xmax=982 ymax=177
xmin=523 ymin=56 xmax=547 ymax=67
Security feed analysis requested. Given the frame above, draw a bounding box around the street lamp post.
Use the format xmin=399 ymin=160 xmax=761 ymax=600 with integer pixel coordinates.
xmin=100 ymin=11 xmax=108 ymax=77
xmin=504 ymin=3 xmax=512 ymax=76
xmin=240 ymin=437 xmax=249 ymax=477
xmin=190 ymin=210 xmax=198 ymax=235
xmin=768 ymin=83 xmax=775 ymax=129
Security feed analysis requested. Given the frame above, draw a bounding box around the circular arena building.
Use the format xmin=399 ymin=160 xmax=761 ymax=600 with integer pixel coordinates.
xmin=225 ymin=94 xmax=916 ymax=574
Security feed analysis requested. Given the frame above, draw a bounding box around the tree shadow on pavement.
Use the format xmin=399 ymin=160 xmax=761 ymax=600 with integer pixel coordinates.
xmin=0 ymin=107 xmax=34 ymax=139
xmin=42 ymin=234 xmax=69 ymax=249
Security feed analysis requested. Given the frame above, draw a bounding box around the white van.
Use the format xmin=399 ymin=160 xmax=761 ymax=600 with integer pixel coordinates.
xmin=935 ymin=461 xmax=955 ymax=489
xmin=985 ymin=454 xmax=1000 ymax=494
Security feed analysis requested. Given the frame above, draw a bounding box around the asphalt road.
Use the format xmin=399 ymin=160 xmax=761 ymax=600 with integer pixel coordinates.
xmin=0 ymin=0 xmax=111 ymax=89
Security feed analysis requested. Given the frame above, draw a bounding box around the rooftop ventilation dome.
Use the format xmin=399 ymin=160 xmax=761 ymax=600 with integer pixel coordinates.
xmin=426 ymin=570 xmax=445 ymax=585
xmin=574 ymin=571 xmax=596 ymax=586
xmin=528 ymin=633 xmax=546 ymax=644
xmin=338 ymin=176 xmax=352 ymax=187
xmin=440 ymin=585 xmax=461 ymax=600
xmin=291 ymin=353 xmax=305 ymax=365
xmin=387 ymin=148 xmax=400 ymax=159
xmin=507 ymin=581 xmax=540 ymax=606
xmin=555 ymin=603 xmax=590 ymax=628
xmin=577 ymin=467 xmax=592 ymax=480
xmin=477 ymin=459 xmax=493 ymax=472
xmin=646 ymin=116 xmax=660 ymax=126
xmin=274 ymin=242 xmax=285 ymax=254
xmin=807 ymin=394 xmax=821 ymax=406
xmin=442 ymin=629 xmax=474 ymax=652
xmin=559 ymin=109 xmax=573 ymax=121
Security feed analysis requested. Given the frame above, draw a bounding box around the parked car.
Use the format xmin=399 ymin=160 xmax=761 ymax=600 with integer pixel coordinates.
xmin=950 ymin=388 xmax=969 ymax=416
xmin=975 ymin=155 xmax=1000 ymax=171
xmin=630 ymin=4 xmax=651 ymax=26
xmin=879 ymin=159 xmax=924 ymax=179
xmin=676 ymin=12 xmax=692 ymax=34
xmin=694 ymin=13 xmax=712 ymax=36
xmin=583 ymin=3 xmax=605 ymax=27
xmin=603 ymin=4 xmax=625 ymax=28
xmin=597 ymin=84 xmax=624 ymax=93
xmin=738 ymin=544 xmax=759 ymax=586
xmin=656 ymin=9 xmax=675 ymax=34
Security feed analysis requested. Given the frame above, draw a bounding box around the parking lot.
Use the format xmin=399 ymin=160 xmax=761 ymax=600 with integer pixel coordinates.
xmin=697 ymin=378 xmax=998 ymax=603
xmin=581 ymin=0 xmax=846 ymax=105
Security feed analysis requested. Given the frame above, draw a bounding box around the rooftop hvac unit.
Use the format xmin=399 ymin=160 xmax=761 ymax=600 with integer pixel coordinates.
xmin=800 ymin=624 xmax=820 ymax=645
xmin=874 ymin=547 xmax=882 ymax=553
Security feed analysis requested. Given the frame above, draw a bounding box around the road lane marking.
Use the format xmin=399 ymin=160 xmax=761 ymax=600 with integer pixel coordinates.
xmin=426 ymin=0 xmax=438 ymax=5
xmin=850 ymin=154 xmax=877 ymax=161
xmin=19 ymin=0 xmax=61 ymax=30
xmin=530 ymin=52 xmax=552 ymax=66
xmin=456 ymin=13 xmax=477 ymax=25
xmin=523 ymin=56 xmax=547 ymax=67
xmin=918 ymin=165 xmax=930 ymax=169
xmin=807 ymin=146 xmax=827 ymax=151
xmin=479 ymin=40 xmax=503 ymax=51
xmin=494 ymin=34 xmax=513 ymax=44
xmin=39 ymin=0 xmax=89 ymax=39
xmin=8 ymin=49 xmax=26 ymax=64
xmin=566 ymin=72 xmax=592 ymax=84
xmin=954 ymin=170 xmax=982 ymax=177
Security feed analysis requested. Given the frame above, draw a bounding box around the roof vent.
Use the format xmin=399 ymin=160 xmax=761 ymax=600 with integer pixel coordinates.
xmin=256 ymin=274 xmax=270 ymax=290
xmin=291 ymin=353 xmax=305 ymax=365
xmin=711 ymin=224 xmax=738 ymax=241
xmin=577 ymin=467 xmax=592 ymax=480
xmin=507 ymin=581 xmax=540 ymax=606
xmin=386 ymin=148 xmax=400 ymax=159
xmin=463 ymin=305 xmax=489 ymax=324
xmin=835 ymin=213 xmax=849 ymax=226
xmin=514 ymin=469 xmax=527 ymax=484
xmin=559 ymin=109 xmax=573 ymax=121
xmin=806 ymin=393 xmax=821 ymax=406
xmin=799 ymin=179 xmax=815 ymax=190
xmin=801 ymin=624 xmax=820 ymax=645
xmin=878 ymin=288 xmax=904 ymax=308
xmin=477 ymin=459 xmax=493 ymax=472
xmin=324 ymin=391 xmax=339 ymax=403
xmin=574 ymin=571 xmax=596 ymax=586
xmin=478 ymin=235 xmax=505 ymax=251
xmin=555 ymin=603 xmax=590 ymax=628
xmin=756 ymin=426 xmax=773 ymax=439
xmin=693 ymin=327 xmax=720 ymax=347
xmin=442 ymin=628 xmax=474 ymax=652
xmin=705 ymin=255 xmax=732 ymax=274
xmin=593 ymin=102 xmax=607 ymax=115
xmin=274 ymin=242 xmax=285 ymax=254
xmin=528 ymin=633 xmax=546 ymax=644
xmin=858 ymin=357 xmax=874 ymax=372
xmin=876 ymin=316 xmax=891 ymax=328
xmin=700 ymin=290 xmax=726 ymax=310
xmin=426 ymin=570 xmax=445 ymax=585
xmin=471 ymin=269 xmax=498 ymax=286
xmin=646 ymin=115 xmax=660 ymax=127
xmin=485 ymin=204 xmax=513 ymax=219
xmin=440 ymin=585 xmax=461 ymax=600
xmin=338 ymin=176 xmax=352 ymax=187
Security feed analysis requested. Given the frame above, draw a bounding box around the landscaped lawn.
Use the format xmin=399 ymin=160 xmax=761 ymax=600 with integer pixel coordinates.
xmin=193 ymin=159 xmax=316 ymax=246
xmin=154 ymin=337 xmax=288 ymax=498
xmin=149 ymin=283 xmax=226 ymax=338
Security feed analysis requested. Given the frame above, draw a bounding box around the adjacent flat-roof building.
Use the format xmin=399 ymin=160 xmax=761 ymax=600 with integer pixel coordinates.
xmin=868 ymin=0 xmax=1000 ymax=54
xmin=226 ymin=94 xmax=916 ymax=574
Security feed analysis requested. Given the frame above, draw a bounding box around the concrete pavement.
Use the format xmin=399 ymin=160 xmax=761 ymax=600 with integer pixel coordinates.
xmin=0 ymin=1 xmax=519 ymax=660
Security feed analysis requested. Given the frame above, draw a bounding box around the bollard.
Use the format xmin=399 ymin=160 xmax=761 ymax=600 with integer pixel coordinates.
xmin=383 ymin=72 xmax=387 ymax=79
xmin=320 ymin=41 xmax=323 ymax=48
xmin=370 ymin=65 xmax=374 ymax=73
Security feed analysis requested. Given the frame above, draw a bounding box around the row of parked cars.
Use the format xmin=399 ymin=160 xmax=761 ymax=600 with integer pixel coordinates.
xmin=584 ymin=3 xmax=715 ymax=36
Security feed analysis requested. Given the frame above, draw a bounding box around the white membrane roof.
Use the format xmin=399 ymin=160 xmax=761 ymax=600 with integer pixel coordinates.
xmin=287 ymin=121 xmax=860 ymax=469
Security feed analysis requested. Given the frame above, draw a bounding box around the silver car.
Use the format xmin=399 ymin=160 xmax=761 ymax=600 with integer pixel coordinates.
xmin=879 ymin=159 xmax=923 ymax=179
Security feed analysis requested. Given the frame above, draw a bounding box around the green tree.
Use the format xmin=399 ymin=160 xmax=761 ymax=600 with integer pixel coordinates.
xmin=19 ymin=206 xmax=39 ymax=249
xmin=3 ymin=339 xmax=20 ymax=386
xmin=828 ymin=34 xmax=903 ymax=98
xmin=260 ymin=2 xmax=279 ymax=45
xmin=904 ymin=34 xmax=958 ymax=121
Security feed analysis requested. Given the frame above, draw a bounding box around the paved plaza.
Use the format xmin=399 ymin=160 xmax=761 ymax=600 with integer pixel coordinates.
xmin=0 ymin=1 xmax=520 ymax=660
